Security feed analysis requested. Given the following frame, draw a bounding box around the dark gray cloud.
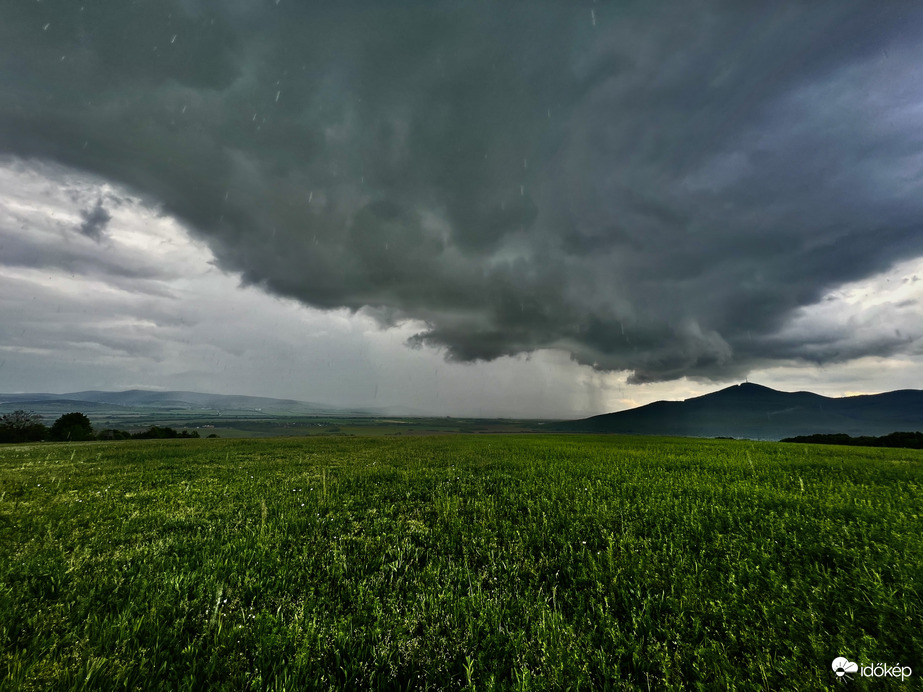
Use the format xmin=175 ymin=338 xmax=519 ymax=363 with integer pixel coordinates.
xmin=77 ymin=198 xmax=111 ymax=241
xmin=3 ymin=0 xmax=923 ymax=383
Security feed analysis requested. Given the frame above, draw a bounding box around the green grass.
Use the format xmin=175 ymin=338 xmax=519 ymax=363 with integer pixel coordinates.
xmin=1 ymin=435 xmax=920 ymax=690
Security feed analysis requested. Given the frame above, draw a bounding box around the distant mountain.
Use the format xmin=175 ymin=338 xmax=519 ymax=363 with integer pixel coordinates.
xmin=550 ymin=382 xmax=923 ymax=440
xmin=0 ymin=390 xmax=353 ymax=417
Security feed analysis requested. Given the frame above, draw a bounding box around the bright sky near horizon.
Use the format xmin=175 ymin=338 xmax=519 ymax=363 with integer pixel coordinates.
xmin=2 ymin=2 xmax=923 ymax=417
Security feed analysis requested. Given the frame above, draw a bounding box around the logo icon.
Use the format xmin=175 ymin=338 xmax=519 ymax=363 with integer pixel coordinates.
xmin=832 ymin=657 xmax=859 ymax=678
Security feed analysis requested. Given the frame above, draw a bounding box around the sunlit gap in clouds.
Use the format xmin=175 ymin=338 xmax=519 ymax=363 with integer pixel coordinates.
xmin=746 ymin=256 xmax=923 ymax=397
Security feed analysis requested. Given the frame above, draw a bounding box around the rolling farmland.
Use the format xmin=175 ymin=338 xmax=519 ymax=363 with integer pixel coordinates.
xmin=1 ymin=435 xmax=920 ymax=690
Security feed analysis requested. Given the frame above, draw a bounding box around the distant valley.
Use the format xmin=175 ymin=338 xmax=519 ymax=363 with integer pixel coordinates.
xmin=4 ymin=383 xmax=922 ymax=441
xmin=0 ymin=390 xmax=533 ymax=437
xmin=0 ymin=390 xmax=422 ymax=419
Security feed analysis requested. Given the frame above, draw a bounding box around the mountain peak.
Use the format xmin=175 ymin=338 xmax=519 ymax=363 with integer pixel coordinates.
xmin=688 ymin=381 xmax=778 ymax=402
xmin=730 ymin=381 xmax=777 ymax=392
xmin=554 ymin=383 xmax=923 ymax=439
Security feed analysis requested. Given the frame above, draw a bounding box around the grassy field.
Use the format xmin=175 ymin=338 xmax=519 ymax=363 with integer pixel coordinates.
xmin=0 ymin=435 xmax=920 ymax=690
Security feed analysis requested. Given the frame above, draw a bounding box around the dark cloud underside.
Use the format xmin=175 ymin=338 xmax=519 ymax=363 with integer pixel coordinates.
xmin=3 ymin=0 xmax=923 ymax=382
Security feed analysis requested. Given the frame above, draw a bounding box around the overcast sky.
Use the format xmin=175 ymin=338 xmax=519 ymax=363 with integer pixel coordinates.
xmin=2 ymin=1 xmax=923 ymax=417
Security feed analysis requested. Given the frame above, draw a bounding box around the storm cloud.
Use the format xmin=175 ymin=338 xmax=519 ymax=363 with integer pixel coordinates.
xmin=3 ymin=1 xmax=923 ymax=383
xmin=77 ymin=198 xmax=111 ymax=241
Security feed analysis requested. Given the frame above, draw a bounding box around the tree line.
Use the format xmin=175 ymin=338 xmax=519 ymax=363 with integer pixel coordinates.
xmin=0 ymin=410 xmax=215 ymax=443
xmin=781 ymin=431 xmax=923 ymax=450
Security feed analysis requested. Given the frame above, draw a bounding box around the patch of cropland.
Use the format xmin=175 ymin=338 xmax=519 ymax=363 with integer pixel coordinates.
xmin=1 ymin=436 xmax=920 ymax=689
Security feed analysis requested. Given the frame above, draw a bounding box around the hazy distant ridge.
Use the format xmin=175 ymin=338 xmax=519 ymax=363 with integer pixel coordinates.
xmin=552 ymin=383 xmax=923 ymax=440
xmin=0 ymin=390 xmax=346 ymax=416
